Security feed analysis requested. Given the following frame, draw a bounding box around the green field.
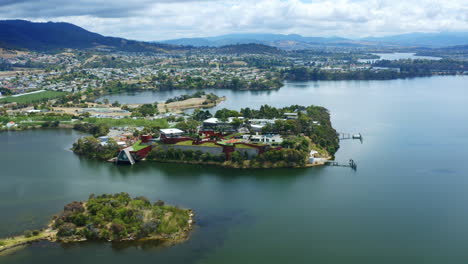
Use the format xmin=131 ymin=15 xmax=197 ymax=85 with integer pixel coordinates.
xmin=84 ymin=117 xmax=169 ymax=128
xmin=0 ymin=91 xmax=67 ymax=104
xmin=131 ymin=140 xmax=151 ymax=151
xmin=0 ymin=114 xmax=73 ymax=124
xmin=235 ymin=144 xmax=257 ymax=149
xmin=198 ymin=142 xmax=220 ymax=147
xmin=175 ymin=141 xmax=220 ymax=147
xmin=175 ymin=140 xmax=194 ymax=146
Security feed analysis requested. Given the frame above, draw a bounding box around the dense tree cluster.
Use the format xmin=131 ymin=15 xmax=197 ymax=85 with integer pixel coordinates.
xmin=374 ymin=59 xmax=468 ymax=72
xmin=214 ymin=108 xmax=241 ymax=119
xmin=175 ymin=119 xmax=201 ymax=134
xmin=191 ymin=109 xmax=213 ymax=121
xmin=73 ymin=123 xmax=109 ymax=137
xmin=0 ymin=88 xmax=13 ymax=96
xmin=165 ymin=91 xmax=207 ymax=103
xmin=147 ymin=145 xmax=309 ymax=168
xmin=152 ymin=73 xmax=283 ymax=91
xmin=52 ymin=193 xmax=191 ymax=241
xmin=282 ymin=67 xmax=411 ymax=81
xmin=130 ymin=104 xmax=158 ymax=117
xmin=147 ymin=147 xmax=226 ymax=163
xmin=71 ymin=136 xmax=119 ymax=160
xmin=254 ymin=148 xmax=307 ymax=167
xmin=102 ymin=80 xmax=141 ymax=94
xmin=241 ymin=105 xmax=339 ymax=155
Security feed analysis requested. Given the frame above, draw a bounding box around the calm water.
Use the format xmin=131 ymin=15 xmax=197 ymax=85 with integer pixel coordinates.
xmin=358 ymin=52 xmax=441 ymax=63
xmin=2 ymin=76 xmax=468 ymax=263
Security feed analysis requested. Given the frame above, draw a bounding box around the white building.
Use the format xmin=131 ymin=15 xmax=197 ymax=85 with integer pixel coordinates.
xmin=284 ymin=113 xmax=298 ymax=120
xmin=243 ymin=133 xmax=283 ymax=144
xmin=160 ymin=128 xmax=184 ymax=137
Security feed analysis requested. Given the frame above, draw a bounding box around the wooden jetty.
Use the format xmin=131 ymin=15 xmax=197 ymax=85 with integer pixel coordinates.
xmin=338 ymin=132 xmax=363 ymax=143
xmin=326 ymin=159 xmax=357 ymax=171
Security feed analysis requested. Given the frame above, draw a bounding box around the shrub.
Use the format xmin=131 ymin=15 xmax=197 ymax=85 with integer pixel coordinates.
xmin=154 ymin=200 xmax=165 ymax=207
xmin=70 ymin=213 xmax=87 ymax=226
xmin=139 ymin=221 xmax=159 ymax=237
xmin=57 ymin=223 xmax=77 ymax=237
xmin=64 ymin=201 xmax=85 ymax=213
xmin=23 ymin=230 xmax=33 ymax=238
xmin=134 ymin=196 xmax=151 ymax=206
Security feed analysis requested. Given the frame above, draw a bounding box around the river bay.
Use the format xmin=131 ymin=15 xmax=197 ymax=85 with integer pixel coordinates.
xmin=1 ymin=76 xmax=468 ymax=263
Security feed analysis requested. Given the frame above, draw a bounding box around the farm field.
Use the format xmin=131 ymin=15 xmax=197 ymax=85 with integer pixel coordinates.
xmin=0 ymin=91 xmax=67 ymax=104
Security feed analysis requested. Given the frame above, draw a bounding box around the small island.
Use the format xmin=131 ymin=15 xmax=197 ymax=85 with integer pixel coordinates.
xmin=0 ymin=193 xmax=194 ymax=253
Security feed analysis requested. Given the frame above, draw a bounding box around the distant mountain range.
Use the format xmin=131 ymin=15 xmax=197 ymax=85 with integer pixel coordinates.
xmin=361 ymin=32 xmax=468 ymax=48
xmin=160 ymin=33 xmax=363 ymax=49
xmin=1 ymin=20 xmax=467 ymax=52
xmin=0 ymin=20 xmax=184 ymax=52
xmin=162 ymin=32 xmax=468 ymax=49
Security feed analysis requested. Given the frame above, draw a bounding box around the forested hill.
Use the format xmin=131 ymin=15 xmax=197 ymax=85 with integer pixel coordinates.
xmin=214 ymin=44 xmax=283 ymax=55
xmin=0 ymin=20 xmax=186 ymax=52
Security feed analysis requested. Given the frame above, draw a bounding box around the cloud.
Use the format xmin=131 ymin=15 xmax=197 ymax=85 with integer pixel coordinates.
xmin=0 ymin=0 xmax=467 ymax=40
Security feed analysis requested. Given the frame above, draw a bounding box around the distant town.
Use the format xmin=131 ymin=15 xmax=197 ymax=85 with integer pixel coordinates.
xmin=1 ymin=36 xmax=465 ymax=170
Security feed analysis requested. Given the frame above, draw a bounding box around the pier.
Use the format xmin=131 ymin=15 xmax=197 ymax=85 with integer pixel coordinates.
xmin=326 ymin=159 xmax=357 ymax=171
xmin=338 ymin=132 xmax=363 ymax=143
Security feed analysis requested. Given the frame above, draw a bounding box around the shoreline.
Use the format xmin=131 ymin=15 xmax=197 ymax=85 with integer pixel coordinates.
xmin=0 ymin=210 xmax=195 ymax=254
xmin=145 ymin=157 xmax=331 ymax=169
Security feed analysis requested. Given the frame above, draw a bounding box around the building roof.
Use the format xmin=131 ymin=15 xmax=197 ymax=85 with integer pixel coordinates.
xmin=310 ymin=150 xmax=319 ymax=155
xmin=203 ymin=117 xmax=244 ymax=124
xmin=203 ymin=117 xmax=220 ymax=124
xmin=160 ymin=128 xmax=184 ymax=134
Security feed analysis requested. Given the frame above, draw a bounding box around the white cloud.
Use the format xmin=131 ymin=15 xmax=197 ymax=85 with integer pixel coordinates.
xmin=1 ymin=0 xmax=467 ymax=40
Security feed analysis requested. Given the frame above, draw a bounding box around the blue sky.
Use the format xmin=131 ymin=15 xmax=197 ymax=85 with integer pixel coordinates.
xmin=0 ymin=0 xmax=467 ymax=41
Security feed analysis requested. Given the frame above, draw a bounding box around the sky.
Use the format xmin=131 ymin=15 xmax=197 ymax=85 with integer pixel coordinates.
xmin=0 ymin=0 xmax=467 ymax=41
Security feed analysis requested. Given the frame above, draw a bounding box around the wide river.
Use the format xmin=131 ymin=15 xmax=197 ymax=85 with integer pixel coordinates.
xmin=1 ymin=76 xmax=468 ymax=263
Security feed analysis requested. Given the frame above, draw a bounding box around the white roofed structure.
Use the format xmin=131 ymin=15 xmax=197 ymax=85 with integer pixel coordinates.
xmin=160 ymin=128 xmax=184 ymax=136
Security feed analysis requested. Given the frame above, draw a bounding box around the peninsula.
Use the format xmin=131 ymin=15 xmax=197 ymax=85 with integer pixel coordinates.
xmin=71 ymin=104 xmax=340 ymax=168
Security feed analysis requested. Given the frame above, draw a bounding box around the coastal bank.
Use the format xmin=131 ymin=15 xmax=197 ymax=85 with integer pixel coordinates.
xmin=0 ymin=193 xmax=194 ymax=254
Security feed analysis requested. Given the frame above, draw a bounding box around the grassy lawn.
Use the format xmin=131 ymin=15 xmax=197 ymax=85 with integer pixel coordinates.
xmin=131 ymin=140 xmax=150 ymax=151
xmin=175 ymin=140 xmax=194 ymax=146
xmin=84 ymin=117 xmax=168 ymax=128
xmin=0 ymin=91 xmax=67 ymax=104
xmin=174 ymin=141 xmax=220 ymax=148
xmin=199 ymin=142 xmax=220 ymax=147
xmin=235 ymin=144 xmax=256 ymax=149
xmin=224 ymin=133 xmax=243 ymax=139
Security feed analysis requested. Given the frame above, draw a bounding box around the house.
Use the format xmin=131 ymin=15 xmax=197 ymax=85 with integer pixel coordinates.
xmin=159 ymin=128 xmax=190 ymax=144
xmin=160 ymin=128 xmax=184 ymax=138
xmin=98 ymin=136 xmax=109 ymax=146
xmin=248 ymin=119 xmax=276 ymax=132
xmin=243 ymin=133 xmax=283 ymax=144
xmin=284 ymin=113 xmax=298 ymax=120
xmin=6 ymin=121 xmax=17 ymax=128
xmin=250 ymin=124 xmax=264 ymax=132
xmin=202 ymin=117 xmax=240 ymax=132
